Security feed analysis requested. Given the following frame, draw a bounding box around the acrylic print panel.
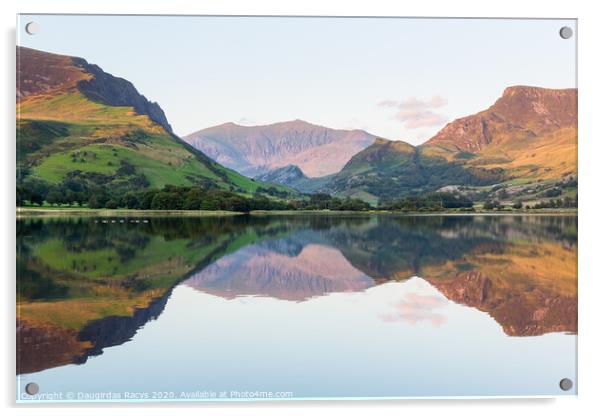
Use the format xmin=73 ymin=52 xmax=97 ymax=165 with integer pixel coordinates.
xmin=16 ymin=15 xmax=577 ymax=402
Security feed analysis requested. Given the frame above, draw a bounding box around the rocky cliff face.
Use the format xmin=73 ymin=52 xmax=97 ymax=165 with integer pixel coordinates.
xmin=490 ymin=86 xmax=577 ymax=133
xmin=183 ymin=120 xmax=377 ymax=177
xmin=425 ymin=86 xmax=577 ymax=152
xmin=73 ymin=58 xmax=173 ymax=134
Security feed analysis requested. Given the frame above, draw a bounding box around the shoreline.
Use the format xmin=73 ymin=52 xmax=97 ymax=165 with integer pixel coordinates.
xmin=16 ymin=208 xmax=243 ymax=218
xmin=250 ymin=209 xmax=577 ymax=217
xmin=16 ymin=207 xmax=578 ymax=218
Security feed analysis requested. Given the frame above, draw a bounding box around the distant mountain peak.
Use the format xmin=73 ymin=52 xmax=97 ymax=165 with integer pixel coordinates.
xmin=184 ymin=120 xmax=378 ymax=177
xmin=425 ymin=85 xmax=576 ymax=152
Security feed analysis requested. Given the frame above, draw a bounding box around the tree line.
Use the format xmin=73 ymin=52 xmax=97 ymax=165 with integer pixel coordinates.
xmin=379 ymin=192 xmax=474 ymax=211
xmin=16 ymin=174 xmax=577 ymax=213
xmin=16 ymin=179 xmax=376 ymax=212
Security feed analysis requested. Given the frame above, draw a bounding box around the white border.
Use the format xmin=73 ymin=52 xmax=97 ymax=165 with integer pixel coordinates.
xmin=3 ymin=1 xmax=601 ymax=415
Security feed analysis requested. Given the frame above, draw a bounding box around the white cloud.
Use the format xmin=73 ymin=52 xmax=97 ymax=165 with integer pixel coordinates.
xmin=393 ymin=109 xmax=448 ymax=129
xmin=378 ymin=95 xmax=448 ymax=129
xmin=377 ymin=99 xmax=400 ymax=108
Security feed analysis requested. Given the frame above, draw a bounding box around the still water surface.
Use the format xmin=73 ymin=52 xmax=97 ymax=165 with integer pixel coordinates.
xmin=16 ymin=215 xmax=577 ymax=400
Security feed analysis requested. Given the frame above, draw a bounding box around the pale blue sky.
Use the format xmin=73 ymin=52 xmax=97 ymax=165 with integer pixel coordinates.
xmin=18 ymin=15 xmax=576 ymax=144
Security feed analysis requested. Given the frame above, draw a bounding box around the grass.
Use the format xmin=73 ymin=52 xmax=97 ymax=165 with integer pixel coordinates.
xmin=32 ymin=140 xmax=222 ymax=188
xmin=19 ymin=91 xmax=159 ymax=130
xmin=18 ymin=91 xmax=298 ymax=198
xmin=466 ymin=127 xmax=577 ymax=181
xmin=34 ymin=144 xmax=120 ymax=181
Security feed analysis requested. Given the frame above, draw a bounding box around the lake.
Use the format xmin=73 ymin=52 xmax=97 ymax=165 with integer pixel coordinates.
xmin=16 ymin=214 xmax=577 ymax=401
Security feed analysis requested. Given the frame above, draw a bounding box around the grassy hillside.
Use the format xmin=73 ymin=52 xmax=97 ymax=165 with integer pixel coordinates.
xmin=322 ymin=86 xmax=577 ymax=205
xmin=17 ymin=47 xmax=295 ymax=208
xmin=324 ymin=138 xmax=502 ymax=204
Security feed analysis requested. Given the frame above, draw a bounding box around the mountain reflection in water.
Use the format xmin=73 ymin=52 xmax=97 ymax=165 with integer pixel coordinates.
xmin=17 ymin=215 xmax=577 ymax=375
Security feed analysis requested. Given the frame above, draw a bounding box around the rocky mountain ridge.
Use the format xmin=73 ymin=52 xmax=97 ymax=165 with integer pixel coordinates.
xmin=184 ymin=119 xmax=377 ymax=177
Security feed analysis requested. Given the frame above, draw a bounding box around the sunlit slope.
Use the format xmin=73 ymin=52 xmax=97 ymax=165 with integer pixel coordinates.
xmin=17 ymin=47 xmax=293 ymax=196
xmin=324 ymin=86 xmax=577 ymax=203
xmin=325 ymin=138 xmax=501 ymax=203
xmin=423 ymin=86 xmax=577 ymax=181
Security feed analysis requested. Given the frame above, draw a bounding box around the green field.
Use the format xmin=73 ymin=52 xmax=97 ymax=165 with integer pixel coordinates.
xmin=33 ymin=141 xmax=220 ymax=188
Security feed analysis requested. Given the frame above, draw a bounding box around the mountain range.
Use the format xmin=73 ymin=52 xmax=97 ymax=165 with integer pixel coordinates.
xmin=183 ymin=120 xmax=377 ymax=177
xmin=183 ymin=86 xmax=576 ymax=204
xmin=17 ymin=46 xmax=577 ymax=207
xmin=16 ymin=46 xmax=293 ymax=200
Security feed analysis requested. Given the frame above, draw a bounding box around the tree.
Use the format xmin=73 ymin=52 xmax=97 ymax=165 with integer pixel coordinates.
xmin=182 ymin=188 xmax=205 ymax=210
xmin=116 ymin=159 xmax=136 ymax=176
xmin=228 ymin=196 xmax=251 ymax=212
xmin=22 ymin=178 xmax=49 ymax=206
xmin=309 ymin=193 xmax=332 ymax=209
xmin=46 ymin=190 xmax=63 ymax=206
xmin=16 ymin=185 xmax=29 ymax=206
xmin=138 ymin=190 xmax=158 ymax=210
xmin=88 ymin=191 xmax=109 ymax=209
xmin=74 ymin=192 xmax=87 ymax=207
xmin=105 ymin=199 xmax=119 ymax=209
xmin=512 ymin=201 xmax=523 ymax=209
xmin=340 ymin=198 xmax=371 ymax=211
xmin=250 ymin=195 xmax=271 ymax=211
xmin=64 ymin=190 xmax=77 ymax=206
xmin=483 ymin=200 xmax=499 ymax=210
xmin=123 ymin=193 xmax=139 ymax=209
xmin=150 ymin=193 xmax=171 ymax=210
xmin=544 ymin=187 xmax=562 ymax=197
xmin=150 ymin=192 xmax=183 ymax=210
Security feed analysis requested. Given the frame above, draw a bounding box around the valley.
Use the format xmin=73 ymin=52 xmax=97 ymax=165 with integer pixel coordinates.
xmin=184 ymin=86 xmax=577 ymax=208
